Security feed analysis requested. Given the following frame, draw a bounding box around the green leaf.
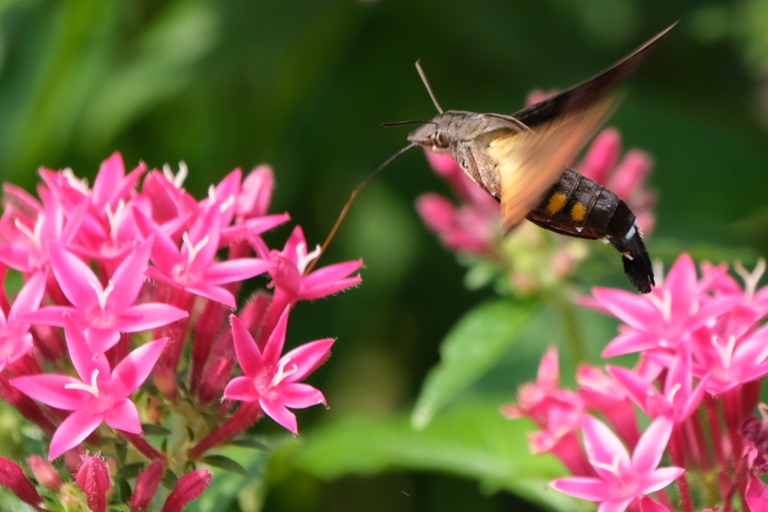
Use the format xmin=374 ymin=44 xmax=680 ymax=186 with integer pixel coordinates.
xmin=200 ymin=454 xmax=250 ymax=478
xmin=412 ymin=299 xmax=539 ymax=429
xmin=141 ymin=423 xmax=171 ymax=436
xmin=288 ymin=400 xmax=575 ymax=510
xmin=230 ymin=438 xmax=270 ymax=450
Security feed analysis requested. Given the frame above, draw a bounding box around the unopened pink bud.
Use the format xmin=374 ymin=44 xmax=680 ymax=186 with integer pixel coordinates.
xmin=28 ymin=455 xmax=61 ymax=490
xmin=160 ymin=469 xmax=212 ymax=512
xmin=238 ymin=165 xmax=274 ymax=218
xmin=0 ymin=456 xmax=43 ymax=507
xmin=75 ymin=455 xmax=111 ymax=512
xmin=129 ymin=462 xmax=163 ymax=512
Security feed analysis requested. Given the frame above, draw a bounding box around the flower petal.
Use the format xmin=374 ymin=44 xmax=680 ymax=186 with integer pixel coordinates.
xmin=114 ymin=303 xmax=188 ymax=333
xmin=48 ymin=243 xmax=100 ymax=310
xmin=223 ymin=376 xmax=257 ymax=402
xmin=104 ymin=399 xmax=142 ymax=433
xmin=260 ymin=398 xmax=298 ymax=434
xmin=632 ymin=417 xmax=674 ymax=473
xmin=10 ymin=374 xmax=85 ymax=410
xmin=279 ymin=383 xmax=326 ymax=408
xmin=281 ymin=338 xmax=334 ymax=382
xmin=111 ymin=338 xmax=168 ymax=395
xmin=230 ymin=315 xmax=263 ymax=377
xmin=49 ymin=410 xmax=103 ymax=460
xmin=549 ymin=476 xmax=613 ymax=501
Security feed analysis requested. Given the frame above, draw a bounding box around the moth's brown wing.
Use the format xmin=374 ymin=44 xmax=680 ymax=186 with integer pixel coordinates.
xmin=488 ymin=97 xmax=616 ymax=231
xmin=490 ymin=22 xmax=676 ymax=231
xmin=512 ymin=22 xmax=676 ymax=129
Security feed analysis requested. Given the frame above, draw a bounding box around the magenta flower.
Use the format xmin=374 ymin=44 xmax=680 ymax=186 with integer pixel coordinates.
xmin=137 ymin=203 xmax=275 ymax=308
xmin=585 ymin=254 xmax=741 ymax=357
xmin=415 ymin=152 xmax=500 ymax=255
xmin=0 ymin=187 xmax=86 ymax=274
xmin=11 ymin=323 xmax=167 ymax=460
xmin=550 ymin=416 xmax=683 ymax=512
xmin=265 ymin=225 xmax=362 ymax=301
xmin=223 ymin=309 xmax=333 ymax=434
xmin=607 ymin=347 xmax=708 ymax=423
xmin=0 ymin=272 xmax=46 ymax=371
xmin=691 ymin=317 xmax=768 ymax=395
xmin=23 ymin=240 xmax=187 ymax=352
xmin=40 ymin=152 xmax=145 ymax=216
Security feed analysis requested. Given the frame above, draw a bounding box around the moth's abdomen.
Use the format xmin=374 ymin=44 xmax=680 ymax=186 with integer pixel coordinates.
xmin=525 ymin=169 xmax=654 ymax=293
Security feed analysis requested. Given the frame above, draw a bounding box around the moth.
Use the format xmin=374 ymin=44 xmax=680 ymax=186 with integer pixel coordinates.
xmin=405 ymin=23 xmax=676 ymax=293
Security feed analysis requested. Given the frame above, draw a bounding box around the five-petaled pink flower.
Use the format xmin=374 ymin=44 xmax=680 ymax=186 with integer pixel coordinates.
xmin=11 ymin=322 xmax=167 ymax=460
xmin=263 ymin=225 xmax=362 ymax=302
xmin=22 ymin=240 xmax=187 ymax=353
xmin=136 ymin=203 xmax=275 ymax=308
xmin=550 ymin=416 xmax=683 ymax=512
xmin=223 ymin=309 xmax=333 ymax=434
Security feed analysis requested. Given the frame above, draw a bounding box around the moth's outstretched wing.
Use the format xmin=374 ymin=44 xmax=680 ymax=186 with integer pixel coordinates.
xmin=490 ymin=21 xmax=676 ymax=231
xmin=513 ymin=22 xmax=676 ymax=129
xmin=488 ymin=97 xmax=616 ymax=230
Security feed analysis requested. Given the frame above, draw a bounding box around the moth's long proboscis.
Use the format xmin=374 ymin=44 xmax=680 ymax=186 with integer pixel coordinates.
xmin=304 ymin=142 xmax=417 ymax=275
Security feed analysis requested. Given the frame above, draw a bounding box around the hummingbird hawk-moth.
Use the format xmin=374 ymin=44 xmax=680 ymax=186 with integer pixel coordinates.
xmin=405 ymin=23 xmax=676 ymax=293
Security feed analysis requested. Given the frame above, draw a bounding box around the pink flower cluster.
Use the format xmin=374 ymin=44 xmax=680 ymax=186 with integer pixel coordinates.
xmin=0 ymin=153 xmax=361 ymax=510
xmin=506 ymin=254 xmax=768 ymax=511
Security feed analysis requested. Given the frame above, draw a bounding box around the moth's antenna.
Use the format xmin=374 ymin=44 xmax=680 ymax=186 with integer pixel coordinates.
xmin=304 ymin=142 xmax=418 ymax=275
xmin=415 ymin=61 xmax=443 ymax=114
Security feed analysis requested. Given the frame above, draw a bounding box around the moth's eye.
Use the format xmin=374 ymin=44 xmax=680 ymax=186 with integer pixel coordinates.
xmin=433 ymin=131 xmax=450 ymax=148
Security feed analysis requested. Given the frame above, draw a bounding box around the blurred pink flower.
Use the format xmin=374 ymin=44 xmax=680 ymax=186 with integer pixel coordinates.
xmin=550 ymin=416 xmax=683 ymax=512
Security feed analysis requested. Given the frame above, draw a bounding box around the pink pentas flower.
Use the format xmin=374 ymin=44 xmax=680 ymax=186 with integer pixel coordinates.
xmin=607 ymin=346 xmax=708 ymax=423
xmin=23 ymin=240 xmax=187 ymax=353
xmin=223 ymin=309 xmax=333 ymax=434
xmin=139 ymin=166 xmax=198 ymax=226
xmin=504 ymin=347 xmax=592 ymax=475
xmin=503 ymin=345 xmax=562 ymax=424
xmin=585 ymin=254 xmax=742 ymax=358
xmin=576 ymin=364 xmax=640 ymax=446
xmin=39 ymin=152 xmax=145 ymax=217
xmin=0 ymin=272 xmax=46 ymax=371
xmin=10 ymin=322 xmax=168 ymax=460
xmin=550 ymin=416 xmax=684 ymax=512
xmin=416 ymin=152 xmax=499 ymax=255
xmin=0 ymin=187 xmax=87 ymax=274
xmin=137 ymin=203 xmax=275 ymax=308
xmin=264 ymin=225 xmax=362 ymax=301
xmin=690 ymin=317 xmax=768 ymax=395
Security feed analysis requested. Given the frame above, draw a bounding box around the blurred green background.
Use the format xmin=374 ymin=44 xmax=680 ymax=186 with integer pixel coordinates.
xmin=1 ymin=0 xmax=768 ymax=511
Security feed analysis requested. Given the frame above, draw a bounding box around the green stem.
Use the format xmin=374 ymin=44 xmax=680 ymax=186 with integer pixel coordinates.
xmin=550 ymin=291 xmax=586 ymax=363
